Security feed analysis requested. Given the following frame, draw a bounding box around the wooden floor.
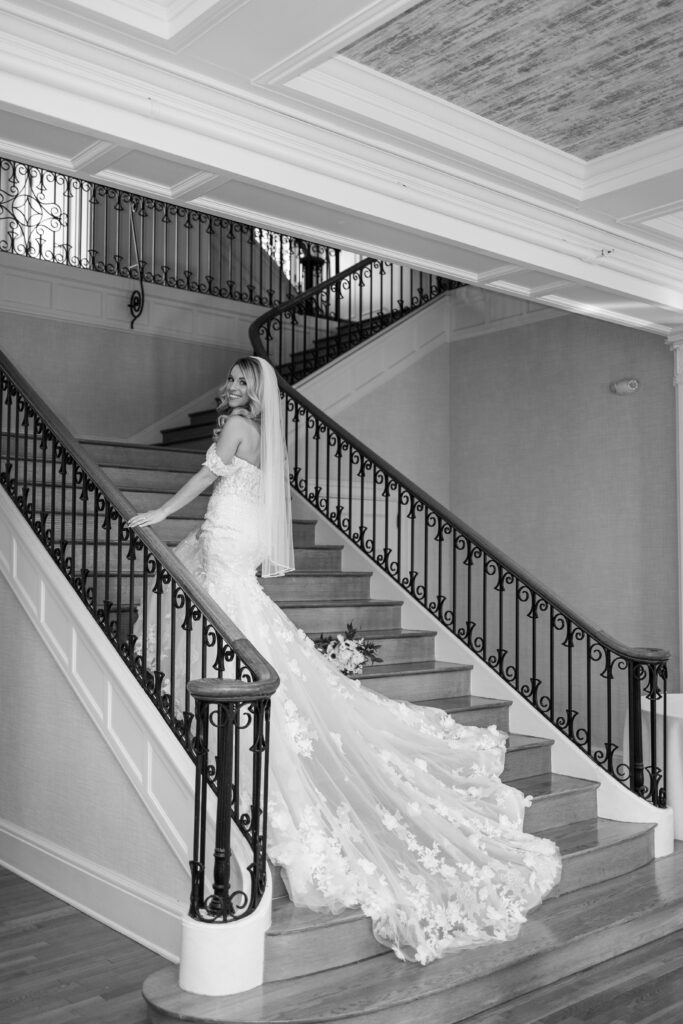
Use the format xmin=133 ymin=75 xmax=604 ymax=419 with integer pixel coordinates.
xmin=0 ymin=867 xmax=165 ymax=1024
xmin=2 ymin=866 xmax=683 ymax=1024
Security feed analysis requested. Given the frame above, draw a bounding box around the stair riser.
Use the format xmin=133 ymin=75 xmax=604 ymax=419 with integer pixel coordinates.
xmin=363 ymin=669 xmax=471 ymax=701
xmin=123 ymin=491 xmax=209 ymax=517
xmin=83 ymin=443 xmax=202 ymax=472
xmin=161 ymin=426 xmax=212 ymax=447
xmin=557 ymin=830 xmax=654 ymax=897
xmin=448 ymin=703 xmax=510 ymax=730
xmin=108 ymin=468 xmax=195 ymax=490
xmin=265 ymin=913 xmax=385 ymax=983
xmin=261 ymin=574 xmax=371 ymax=602
xmin=189 ymin=410 xmax=217 ymax=427
xmin=285 ymin=603 xmax=402 ymax=632
xmin=522 ymin=788 xmax=598 ymax=833
xmin=327 ymin=632 xmax=436 ymax=665
xmin=502 ymin=744 xmax=552 ymax=782
xmin=292 ymin=547 xmax=343 ymax=571
xmin=292 ymin=521 xmax=317 ymax=546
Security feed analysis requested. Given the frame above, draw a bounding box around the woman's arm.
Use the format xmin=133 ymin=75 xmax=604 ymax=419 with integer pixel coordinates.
xmin=128 ymin=465 xmax=216 ymax=528
xmin=128 ymin=418 xmax=247 ymax=529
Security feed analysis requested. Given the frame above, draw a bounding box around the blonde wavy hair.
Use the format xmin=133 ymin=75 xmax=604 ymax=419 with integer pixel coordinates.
xmin=214 ymin=357 xmax=263 ymax=438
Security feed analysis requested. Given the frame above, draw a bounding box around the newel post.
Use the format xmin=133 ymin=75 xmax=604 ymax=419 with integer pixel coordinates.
xmin=179 ymin=671 xmax=278 ymax=997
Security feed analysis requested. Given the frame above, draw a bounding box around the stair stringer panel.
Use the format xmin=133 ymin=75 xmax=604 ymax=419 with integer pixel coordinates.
xmin=0 ymin=487 xmax=270 ymax=963
xmin=290 ymin=491 xmax=674 ymax=856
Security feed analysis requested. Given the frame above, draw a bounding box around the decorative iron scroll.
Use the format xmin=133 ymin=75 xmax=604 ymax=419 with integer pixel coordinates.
xmin=0 ymin=155 xmax=340 ymax=309
xmin=0 ymin=351 xmax=278 ymax=920
xmin=188 ymin=678 xmax=276 ymax=922
xmin=249 ymin=313 xmax=669 ymax=808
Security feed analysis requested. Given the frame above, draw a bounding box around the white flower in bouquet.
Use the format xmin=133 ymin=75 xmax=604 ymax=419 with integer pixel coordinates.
xmin=315 ymin=623 xmax=382 ymax=677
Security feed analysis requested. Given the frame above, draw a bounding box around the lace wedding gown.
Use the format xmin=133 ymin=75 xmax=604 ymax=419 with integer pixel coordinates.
xmin=167 ymin=444 xmax=562 ymax=965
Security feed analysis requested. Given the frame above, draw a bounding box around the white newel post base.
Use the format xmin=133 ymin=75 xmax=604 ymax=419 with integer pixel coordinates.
xmin=178 ymin=891 xmax=272 ymax=996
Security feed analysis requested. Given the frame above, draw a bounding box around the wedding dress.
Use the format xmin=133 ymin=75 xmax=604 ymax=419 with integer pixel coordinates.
xmin=163 ymin=443 xmax=562 ymax=965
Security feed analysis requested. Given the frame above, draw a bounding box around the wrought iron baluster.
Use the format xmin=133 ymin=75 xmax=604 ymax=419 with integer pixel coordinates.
xmin=628 ymin=660 xmax=645 ymax=795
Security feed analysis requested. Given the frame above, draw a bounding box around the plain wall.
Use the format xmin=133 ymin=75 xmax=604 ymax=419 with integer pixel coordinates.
xmin=0 ymin=253 xmax=255 ymax=440
xmin=0 ymin=309 xmax=239 ymax=440
xmin=449 ymin=313 xmax=678 ymax=682
xmin=334 ymin=341 xmax=453 ymax=508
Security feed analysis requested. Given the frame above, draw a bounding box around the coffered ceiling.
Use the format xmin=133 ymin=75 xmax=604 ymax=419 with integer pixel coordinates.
xmin=0 ymin=0 xmax=682 ymax=340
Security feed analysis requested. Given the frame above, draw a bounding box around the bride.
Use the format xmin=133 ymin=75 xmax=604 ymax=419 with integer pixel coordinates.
xmin=128 ymin=355 xmax=561 ymax=965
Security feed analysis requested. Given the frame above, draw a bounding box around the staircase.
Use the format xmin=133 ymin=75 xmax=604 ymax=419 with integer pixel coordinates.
xmin=79 ymin=436 xmax=683 ymax=1024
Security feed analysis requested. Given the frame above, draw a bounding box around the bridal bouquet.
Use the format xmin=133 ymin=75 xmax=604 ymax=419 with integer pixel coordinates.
xmin=315 ymin=622 xmax=382 ymax=677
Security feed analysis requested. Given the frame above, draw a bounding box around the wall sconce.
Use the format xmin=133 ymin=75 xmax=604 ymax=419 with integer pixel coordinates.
xmin=609 ymin=378 xmax=639 ymax=395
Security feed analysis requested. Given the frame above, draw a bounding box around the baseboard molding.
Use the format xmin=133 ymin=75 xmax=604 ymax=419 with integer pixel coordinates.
xmin=0 ymin=818 xmax=182 ymax=961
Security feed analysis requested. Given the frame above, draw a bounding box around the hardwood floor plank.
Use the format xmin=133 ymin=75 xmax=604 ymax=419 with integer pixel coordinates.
xmin=0 ymin=868 xmax=165 ymax=1024
xmin=464 ymin=930 xmax=683 ymax=1024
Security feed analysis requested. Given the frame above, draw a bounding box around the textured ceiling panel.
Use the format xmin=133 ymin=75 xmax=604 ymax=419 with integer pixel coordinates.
xmin=343 ymin=0 xmax=683 ymax=160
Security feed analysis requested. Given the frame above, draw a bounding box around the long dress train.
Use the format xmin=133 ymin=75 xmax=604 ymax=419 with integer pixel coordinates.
xmin=164 ymin=445 xmax=561 ymax=965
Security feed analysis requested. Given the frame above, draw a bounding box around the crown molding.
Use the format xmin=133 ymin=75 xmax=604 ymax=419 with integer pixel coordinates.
xmin=286 ymin=58 xmax=587 ymax=201
xmin=5 ymin=0 xmax=228 ymax=41
xmin=252 ymin=0 xmax=421 ymax=86
xmin=585 ymin=128 xmax=683 ymax=199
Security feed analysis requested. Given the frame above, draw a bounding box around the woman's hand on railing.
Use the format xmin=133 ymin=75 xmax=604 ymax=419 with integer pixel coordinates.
xmin=128 ymin=508 xmax=168 ymax=529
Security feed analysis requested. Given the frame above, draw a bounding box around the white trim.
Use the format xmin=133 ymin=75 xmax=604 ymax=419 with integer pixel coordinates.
xmin=0 ymin=819 xmax=182 ymax=962
xmin=253 ymin=1 xmax=431 ymax=87
xmin=0 ymin=252 xmax=255 ymax=349
xmin=286 ymin=57 xmax=586 ymax=199
xmin=585 ymin=127 xmax=683 ymax=199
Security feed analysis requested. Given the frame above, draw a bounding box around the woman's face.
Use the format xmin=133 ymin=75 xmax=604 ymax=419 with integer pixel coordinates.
xmin=226 ymin=366 xmax=250 ymax=409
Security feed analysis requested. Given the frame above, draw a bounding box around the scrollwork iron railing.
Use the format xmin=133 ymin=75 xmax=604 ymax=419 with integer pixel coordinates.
xmin=0 ymin=155 xmax=340 ymax=309
xmin=249 ymin=320 xmax=669 ymax=807
xmin=252 ymin=257 xmax=461 ymax=384
xmin=0 ymin=349 xmax=278 ymax=921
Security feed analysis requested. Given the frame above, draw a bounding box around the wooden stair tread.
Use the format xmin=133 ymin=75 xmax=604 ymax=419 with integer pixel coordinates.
xmin=276 ymin=597 xmax=403 ymax=609
xmin=293 ymin=544 xmax=344 ymax=553
xmin=506 ymin=733 xmax=553 ymax=751
xmin=323 ymin=626 xmax=437 ymax=640
xmin=269 ymin=900 xmax=364 ymax=935
xmin=537 ymin=816 xmax=653 ymax=856
xmin=414 ymin=693 xmax=510 ymax=712
xmin=266 ymin=570 xmax=372 ymax=580
xmin=511 ymin=772 xmax=599 ymax=801
xmin=143 ymin=847 xmax=683 ymax=1023
xmin=362 ymin=660 xmax=471 ymax=679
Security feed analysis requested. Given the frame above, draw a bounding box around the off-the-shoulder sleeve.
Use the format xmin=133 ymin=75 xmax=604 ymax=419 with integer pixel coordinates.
xmin=203 ymin=443 xmax=232 ymax=477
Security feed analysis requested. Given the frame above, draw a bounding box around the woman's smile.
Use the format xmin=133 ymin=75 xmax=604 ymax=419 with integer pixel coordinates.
xmin=226 ymin=372 xmax=249 ymax=407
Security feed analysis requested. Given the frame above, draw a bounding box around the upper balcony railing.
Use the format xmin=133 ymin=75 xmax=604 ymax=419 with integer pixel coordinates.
xmin=0 ymin=155 xmax=340 ymax=311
